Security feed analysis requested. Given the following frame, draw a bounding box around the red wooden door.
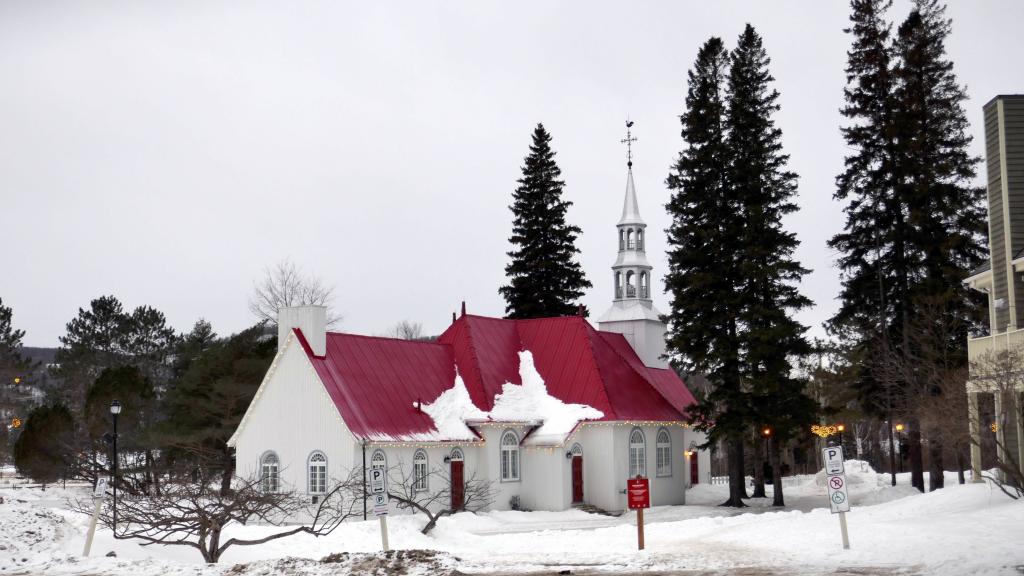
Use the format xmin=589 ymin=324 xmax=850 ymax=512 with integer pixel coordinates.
xmin=451 ymin=460 xmax=464 ymax=510
xmin=690 ymin=452 xmax=699 ymax=485
xmin=571 ymin=455 xmax=584 ymax=503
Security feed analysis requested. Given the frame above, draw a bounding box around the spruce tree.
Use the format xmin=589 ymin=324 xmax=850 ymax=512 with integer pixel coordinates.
xmin=501 ymin=124 xmax=591 ymax=319
xmin=728 ymin=24 xmax=814 ymax=507
xmin=664 ymin=37 xmax=751 ymax=507
xmin=892 ymin=0 xmax=985 ymax=491
xmin=829 ymin=0 xmax=984 ymax=492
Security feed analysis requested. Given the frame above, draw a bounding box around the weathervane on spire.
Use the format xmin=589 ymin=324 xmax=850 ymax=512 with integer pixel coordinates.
xmin=621 ymin=119 xmax=637 ymax=169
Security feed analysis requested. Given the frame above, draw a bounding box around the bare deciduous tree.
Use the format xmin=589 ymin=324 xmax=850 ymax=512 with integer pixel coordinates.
xmin=248 ymin=259 xmax=342 ymax=326
xmin=387 ymin=320 xmax=425 ymax=340
xmin=384 ymin=463 xmax=495 ymax=534
xmin=72 ymin=470 xmax=363 ymax=563
xmin=969 ymin=349 xmax=1024 ymax=499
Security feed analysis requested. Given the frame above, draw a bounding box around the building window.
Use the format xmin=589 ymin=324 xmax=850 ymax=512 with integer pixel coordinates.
xmin=619 ymin=229 xmax=625 ymax=251
xmin=626 ymin=271 xmax=636 ymax=298
xmin=656 ymin=429 xmax=671 ymax=477
xmin=413 ymin=449 xmax=428 ymax=491
xmin=371 ymin=449 xmax=387 ymax=472
xmin=501 ymin=430 xmax=520 ymax=481
xmin=308 ymin=451 xmax=327 ymax=494
xmin=627 ymin=228 xmax=636 ymax=250
xmin=640 ymin=272 xmax=648 ymax=299
xmin=637 ymin=229 xmax=644 ymax=251
xmin=450 ymin=447 xmax=464 ymax=461
xmin=260 ymin=451 xmax=280 ymax=493
xmin=629 ymin=429 xmax=646 ymax=478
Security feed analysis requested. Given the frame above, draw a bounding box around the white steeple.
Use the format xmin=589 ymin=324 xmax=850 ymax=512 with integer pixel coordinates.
xmin=597 ymin=121 xmax=667 ymax=368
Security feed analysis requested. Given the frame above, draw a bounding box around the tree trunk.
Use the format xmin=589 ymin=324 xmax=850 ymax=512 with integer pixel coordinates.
xmin=771 ymin=442 xmax=784 ymax=507
xmin=722 ymin=436 xmax=747 ymax=507
xmin=909 ymin=420 xmax=924 ymax=492
xmin=928 ymin=430 xmax=944 ymax=491
xmin=751 ymin=432 xmax=766 ymax=498
xmin=956 ymin=445 xmax=965 ymax=485
xmin=219 ymin=447 xmax=236 ymax=496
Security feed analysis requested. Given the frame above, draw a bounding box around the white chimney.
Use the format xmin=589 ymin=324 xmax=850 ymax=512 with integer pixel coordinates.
xmin=278 ymin=305 xmax=327 ymax=357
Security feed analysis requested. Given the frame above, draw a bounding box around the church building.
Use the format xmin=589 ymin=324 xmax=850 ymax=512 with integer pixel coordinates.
xmin=228 ymin=152 xmax=708 ymax=515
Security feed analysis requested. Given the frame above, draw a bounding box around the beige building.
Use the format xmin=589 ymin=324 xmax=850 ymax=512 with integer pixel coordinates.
xmin=964 ymin=94 xmax=1024 ymax=480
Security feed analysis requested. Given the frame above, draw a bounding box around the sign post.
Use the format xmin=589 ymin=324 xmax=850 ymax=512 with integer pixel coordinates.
xmin=822 ymin=446 xmax=851 ymax=550
xmin=369 ymin=468 xmax=390 ymax=552
xmin=626 ymin=476 xmax=650 ymax=551
xmin=82 ymin=477 xmax=108 ymax=556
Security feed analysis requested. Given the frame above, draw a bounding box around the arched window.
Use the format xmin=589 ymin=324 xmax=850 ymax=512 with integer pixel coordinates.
xmin=628 ymin=429 xmax=646 ymax=478
xmin=614 ymin=272 xmax=622 ymax=299
xmin=371 ymin=449 xmax=387 ymax=471
xmin=619 ymin=229 xmax=625 ymax=251
xmin=656 ymin=429 xmax=672 ymax=477
xmin=450 ymin=447 xmax=464 ymax=461
xmin=626 ymin=271 xmax=636 ymax=298
xmin=413 ymin=449 xmax=428 ymax=491
xmin=640 ymin=272 xmax=648 ymax=298
xmin=308 ymin=451 xmax=327 ymax=494
xmin=260 ymin=451 xmax=280 ymax=493
xmin=500 ymin=430 xmax=520 ymax=481
xmin=637 ymin=229 xmax=644 ymax=251
xmin=570 ymin=443 xmax=583 ymax=457
xmin=627 ymin=228 xmax=636 ymax=250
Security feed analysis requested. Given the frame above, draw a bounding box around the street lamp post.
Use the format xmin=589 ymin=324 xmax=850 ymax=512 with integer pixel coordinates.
xmin=110 ymin=400 xmax=122 ymax=532
xmin=837 ymin=424 xmax=845 ymax=457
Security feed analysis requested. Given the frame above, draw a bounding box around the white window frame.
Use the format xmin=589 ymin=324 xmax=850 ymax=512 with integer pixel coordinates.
xmin=656 ymin=428 xmax=672 ymax=477
xmin=413 ymin=449 xmax=428 ymax=492
xmin=308 ymin=451 xmax=327 ymax=494
xmin=260 ymin=451 xmax=280 ymax=493
xmin=500 ymin=430 xmax=520 ymax=482
xmin=629 ymin=428 xmax=646 ymax=478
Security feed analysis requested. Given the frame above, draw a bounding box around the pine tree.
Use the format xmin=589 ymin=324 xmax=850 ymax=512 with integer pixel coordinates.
xmin=160 ymin=324 xmax=276 ymax=493
xmin=13 ymin=402 xmax=76 ymax=484
xmin=727 ymin=24 xmax=814 ymax=508
xmin=891 ymin=0 xmax=985 ymax=491
xmin=664 ymin=37 xmax=751 ymax=507
xmin=0 ymin=298 xmax=33 ymax=464
xmin=501 ymin=124 xmax=591 ymax=319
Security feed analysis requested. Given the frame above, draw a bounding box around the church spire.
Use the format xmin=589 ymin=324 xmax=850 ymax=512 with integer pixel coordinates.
xmin=610 ymin=120 xmax=652 ymax=302
xmin=619 ymin=121 xmax=643 ymax=226
xmin=597 ymin=120 xmax=666 ymax=368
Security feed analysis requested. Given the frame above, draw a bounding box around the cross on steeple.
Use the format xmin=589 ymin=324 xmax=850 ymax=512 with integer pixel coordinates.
xmin=620 ymin=120 xmax=637 ymax=168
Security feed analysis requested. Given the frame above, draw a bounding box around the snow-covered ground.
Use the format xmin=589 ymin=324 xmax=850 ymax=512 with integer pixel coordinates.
xmin=2 ymin=462 xmax=1022 ymax=575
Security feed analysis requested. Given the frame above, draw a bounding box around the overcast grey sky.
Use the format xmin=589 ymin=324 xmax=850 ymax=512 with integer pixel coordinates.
xmin=2 ymin=1 xmax=1023 ymax=347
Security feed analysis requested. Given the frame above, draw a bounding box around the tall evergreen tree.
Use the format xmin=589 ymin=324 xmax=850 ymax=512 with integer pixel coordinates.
xmin=891 ymin=0 xmax=985 ymax=491
xmin=829 ymin=0 xmax=984 ymax=492
xmin=728 ymin=24 xmax=814 ymax=508
xmin=501 ymin=124 xmax=591 ymax=319
xmin=664 ymin=37 xmax=751 ymax=507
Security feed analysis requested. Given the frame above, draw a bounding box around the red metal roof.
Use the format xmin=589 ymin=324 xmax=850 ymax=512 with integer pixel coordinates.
xmin=294 ymin=314 xmax=696 ymax=442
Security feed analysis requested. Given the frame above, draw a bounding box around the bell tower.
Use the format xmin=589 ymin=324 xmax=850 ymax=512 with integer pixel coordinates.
xmin=597 ymin=121 xmax=668 ymax=368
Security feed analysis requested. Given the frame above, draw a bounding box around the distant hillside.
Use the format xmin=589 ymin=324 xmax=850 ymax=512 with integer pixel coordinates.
xmin=21 ymin=347 xmax=58 ymax=366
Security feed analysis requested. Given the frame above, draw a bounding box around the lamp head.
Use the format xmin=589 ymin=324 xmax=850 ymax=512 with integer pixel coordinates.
xmin=837 ymin=424 xmax=845 ymax=432
xmin=110 ymin=400 xmax=122 ymax=415
xmin=762 ymin=428 xmax=771 ymax=437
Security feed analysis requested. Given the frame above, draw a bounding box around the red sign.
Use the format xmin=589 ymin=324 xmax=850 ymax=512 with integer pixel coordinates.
xmin=627 ymin=477 xmax=650 ymax=510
